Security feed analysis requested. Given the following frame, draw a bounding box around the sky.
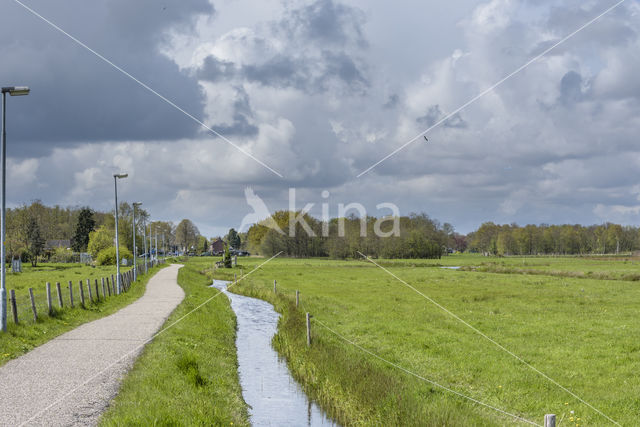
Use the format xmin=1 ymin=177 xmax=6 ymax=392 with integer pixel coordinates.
xmin=1 ymin=0 xmax=640 ymax=237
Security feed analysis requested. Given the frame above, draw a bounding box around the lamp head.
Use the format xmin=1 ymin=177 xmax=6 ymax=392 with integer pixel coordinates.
xmin=114 ymin=173 xmax=128 ymax=179
xmin=2 ymin=86 xmax=30 ymax=96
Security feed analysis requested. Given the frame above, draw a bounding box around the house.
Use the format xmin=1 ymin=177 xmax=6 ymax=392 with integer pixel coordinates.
xmin=45 ymin=239 xmax=71 ymax=250
xmin=210 ymin=238 xmax=226 ymax=255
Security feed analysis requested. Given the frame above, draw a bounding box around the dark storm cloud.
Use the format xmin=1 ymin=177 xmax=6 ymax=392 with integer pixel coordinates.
xmin=0 ymin=0 xmax=212 ymax=155
xmin=383 ymin=94 xmax=399 ymax=109
xmin=559 ymin=70 xmax=584 ymax=105
xmin=283 ymin=0 xmax=367 ymax=47
xmin=199 ymin=55 xmax=237 ymax=82
xmin=198 ymin=0 xmax=369 ymax=94
xmin=214 ymin=86 xmax=259 ymax=136
xmin=416 ymin=105 xmax=467 ymax=129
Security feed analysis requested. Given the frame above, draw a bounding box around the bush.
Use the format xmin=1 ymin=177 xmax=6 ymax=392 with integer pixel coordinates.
xmin=49 ymin=247 xmax=75 ymax=263
xmin=96 ymin=246 xmax=133 ymax=266
xmin=87 ymin=226 xmax=114 ymax=258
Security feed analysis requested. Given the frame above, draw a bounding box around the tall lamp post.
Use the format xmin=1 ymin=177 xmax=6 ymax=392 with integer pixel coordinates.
xmin=132 ymin=202 xmax=142 ymax=281
xmin=113 ymin=173 xmax=128 ymax=294
xmin=1 ymin=86 xmax=29 ymax=333
xmin=142 ymin=217 xmax=147 ymax=270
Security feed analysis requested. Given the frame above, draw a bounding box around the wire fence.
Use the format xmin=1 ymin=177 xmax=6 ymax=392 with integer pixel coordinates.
xmin=224 ymin=275 xmax=547 ymax=427
xmin=4 ymin=259 xmax=165 ymax=326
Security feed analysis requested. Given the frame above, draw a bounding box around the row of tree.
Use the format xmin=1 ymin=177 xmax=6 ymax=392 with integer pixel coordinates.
xmin=246 ymin=211 xmax=452 ymax=259
xmin=468 ymin=222 xmax=640 ymax=255
xmin=5 ymin=201 xmax=204 ymax=265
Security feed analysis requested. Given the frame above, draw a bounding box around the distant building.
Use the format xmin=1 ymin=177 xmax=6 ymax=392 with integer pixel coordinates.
xmin=210 ymin=238 xmax=226 ymax=255
xmin=45 ymin=239 xmax=71 ymax=250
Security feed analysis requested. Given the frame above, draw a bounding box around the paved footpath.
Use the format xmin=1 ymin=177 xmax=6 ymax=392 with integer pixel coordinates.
xmin=0 ymin=264 xmax=185 ymax=426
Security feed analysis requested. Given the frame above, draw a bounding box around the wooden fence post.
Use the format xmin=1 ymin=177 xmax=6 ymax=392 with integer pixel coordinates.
xmin=10 ymin=289 xmax=18 ymax=324
xmin=68 ymin=281 xmax=74 ymax=308
xmin=46 ymin=282 xmax=53 ymax=316
xmin=56 ymin=282 xmax=63 ymax=308
xmin=296 ymin=290 xmax=299 ymax=308
xmin=544 ymin=414 xmax=556 ymax=427
xmin=95 ymin=279 xmax=100 ymax=301
xmin=111 ymin=274 xmax=115 ymax=294
xmin=274 ymin=280 xmax=277 ymax=293
xmin=86 ymin=278 xmax=93 ymax=302
xmin=101 ymin=277 xmax=106 ymax=299
xmin=306 ymin=312 xmax=311 ymax=347
xmin=78 ymin=280 xmax=85 ymax=307
xmin=29 ymin=288 xmax=37 ymax=322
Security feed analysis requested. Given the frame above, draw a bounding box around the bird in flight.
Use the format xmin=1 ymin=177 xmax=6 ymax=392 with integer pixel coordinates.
xmin=423 ymin=136 xmax=429 ymax=142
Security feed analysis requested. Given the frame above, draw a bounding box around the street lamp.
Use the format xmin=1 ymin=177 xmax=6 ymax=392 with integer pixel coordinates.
xmin=132 ymin=202 xmax=142 ymax=281
xmin=113 ymin=173 xmax=128 ymax=294
xmin=1 ymin=86 xmax=30 ymax=333
xmin=142 ymin=216 xmax=147 ymax=270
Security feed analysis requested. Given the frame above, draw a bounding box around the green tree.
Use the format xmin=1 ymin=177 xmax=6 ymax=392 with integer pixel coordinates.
xmin=72 ymin=208 xmax=95 ymax=252
xmin=26 ymin=217 xmax=45 ymax=266
xmin=226 ymin=228 xmax=241 ymax=249
xmin=175 ymin=219 xmax=200 ymax=252
xmin=87 ymin=225 xmax=114 ymax=258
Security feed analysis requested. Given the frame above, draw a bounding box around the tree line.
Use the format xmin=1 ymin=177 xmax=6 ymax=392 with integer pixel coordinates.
xmin=246 ymin=211 xmax=452 ymax=259
xmin=6 ymin=201 xmax=203 ymax=265
xmin=468 ymin=222 xmax=640 ymax=255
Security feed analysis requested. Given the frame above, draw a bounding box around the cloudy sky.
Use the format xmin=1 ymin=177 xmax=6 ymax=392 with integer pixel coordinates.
xmin=2 ymin=0 xmax=639 ymax=237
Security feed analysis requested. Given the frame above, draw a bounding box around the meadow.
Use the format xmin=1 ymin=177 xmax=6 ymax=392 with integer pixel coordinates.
xmin=0 ymin=262 xmax=161 ymax=367
xmin=223 ymin=254 xmax=639 ymax=426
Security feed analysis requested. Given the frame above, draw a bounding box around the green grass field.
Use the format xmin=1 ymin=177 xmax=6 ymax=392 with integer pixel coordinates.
xmin=0 ymin=262 xmax=160 ymax=367
xmin=219 ymin=254 xmax=640 ymax=426
xmin=99 ymin=259 xmax=249 ymax=426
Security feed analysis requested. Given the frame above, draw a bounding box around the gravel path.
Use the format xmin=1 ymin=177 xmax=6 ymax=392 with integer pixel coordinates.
xmin=0 ymin=264 xmax=185 ymax=426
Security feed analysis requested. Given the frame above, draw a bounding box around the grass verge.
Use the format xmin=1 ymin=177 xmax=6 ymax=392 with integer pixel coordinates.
xmin=99 ymin=259 xmax=249 ymax=426
xmin=0 ymin=263 xmax=165 ymax=367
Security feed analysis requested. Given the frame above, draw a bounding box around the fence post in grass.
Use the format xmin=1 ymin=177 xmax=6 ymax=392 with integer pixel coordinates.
xmin=29 ymin=288 xmax=37 ymax=322
xmin=111 ymin=274 xmax=115 ymax=295
xmin=296 ymin=290 xmax=299 ymax=308
xmin=101 ymin=278 xmax=106 ymax=299
xmin=274 ymin=280 xmax=277 ymax=294
xmin=56 ymin=282 xmax=63 ymax=308
xmin=234 ymin=273 xmax=237 ymax=286
xmin=544 ymin=414 xmax=556 ymax=427
xmin=10 ymin=290 xmax=18 ymax=324
xmin=95 ymin=279 xmax=100 ymax=301
xmin=86 ymin=278 xmax=93 ymax=302
xmin=306 ymin=312 xmax=311 ymax=347
xmin=106 ymin=277 xmax=111 ymax=296
xmin=78 ymin=280 xmax=85 ymax=307
xmin=46 ymin=282 xmax=53 ymax=316
xmin=68 ymin=281 xmax=74 ymax=308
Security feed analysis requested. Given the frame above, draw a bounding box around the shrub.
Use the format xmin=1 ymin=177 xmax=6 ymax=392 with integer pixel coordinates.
xmin=96 ymin=246 xmax=133 ymax=266
xmin=50 ymin=247 xmax=75 ymax=263
xmin=87 ymin=225 xmax=114 ymax=258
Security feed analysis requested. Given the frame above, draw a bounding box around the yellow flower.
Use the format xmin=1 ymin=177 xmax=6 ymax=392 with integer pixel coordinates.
xmin=570 ymin=417 xmax=574 ymax=421
xmin=565 ymin=402 xmax=569 ymax=405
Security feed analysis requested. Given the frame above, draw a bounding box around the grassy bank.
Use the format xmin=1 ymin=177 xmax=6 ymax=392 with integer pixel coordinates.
xmin=222 ymin=256 xmax=639 ymax=426
xmin=99 ymin=259 xmax=249 ymax=426
xmin=0 ymin=262 xmax=163 ymax=367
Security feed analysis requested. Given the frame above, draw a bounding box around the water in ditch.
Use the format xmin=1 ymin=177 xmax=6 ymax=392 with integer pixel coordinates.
xmin=210 ymin=280 xmax=337 ymax=426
